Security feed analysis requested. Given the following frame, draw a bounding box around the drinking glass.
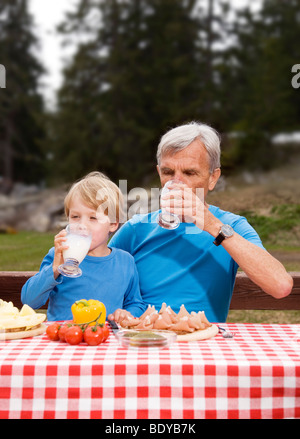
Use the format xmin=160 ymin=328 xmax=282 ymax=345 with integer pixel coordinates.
xmin=58 ymin=223 xmax=92 ymax=278
xmin=157 ymin=180 xmax=181 ymax=230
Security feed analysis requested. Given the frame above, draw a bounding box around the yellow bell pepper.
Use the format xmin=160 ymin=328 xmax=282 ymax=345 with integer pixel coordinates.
xmin=71 ymin=299 xmax=106 ymax=325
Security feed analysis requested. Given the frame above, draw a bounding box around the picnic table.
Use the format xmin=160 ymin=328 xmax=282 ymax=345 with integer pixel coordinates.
xmin=0 ymin=322 xmax=299 ymax=419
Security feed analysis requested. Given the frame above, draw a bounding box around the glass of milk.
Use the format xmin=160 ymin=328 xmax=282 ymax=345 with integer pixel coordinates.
xmin=58 ymin=224 xmax=92 ymax=278
xmin=157 ymin=180 xmax=180 ymax=230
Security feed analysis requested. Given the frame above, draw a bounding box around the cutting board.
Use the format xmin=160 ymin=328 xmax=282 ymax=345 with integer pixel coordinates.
xmin=176 ymin=324 xmax=219 ymax=341
xmin=0 ymin=323 xmax=47 ymax=341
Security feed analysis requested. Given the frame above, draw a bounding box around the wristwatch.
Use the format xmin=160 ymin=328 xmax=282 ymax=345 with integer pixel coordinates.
xmin=213 ymin=224 xmax=234 ymax=246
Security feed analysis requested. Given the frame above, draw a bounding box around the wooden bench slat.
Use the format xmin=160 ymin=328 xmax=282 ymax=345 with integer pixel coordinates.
xmin=0 ymin=271 xmax=47 ymax=309
xmin=0 ymin=271 xmax=299 ymax=311
xmin=230 ymin=272 xmax=300 ymax=310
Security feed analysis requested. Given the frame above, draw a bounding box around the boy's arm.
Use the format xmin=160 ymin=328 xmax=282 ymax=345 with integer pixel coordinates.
xmin=21 ymin=249 xmax=63 ymax=309
xmin=121 ymin=262 xmax=146 ymax=317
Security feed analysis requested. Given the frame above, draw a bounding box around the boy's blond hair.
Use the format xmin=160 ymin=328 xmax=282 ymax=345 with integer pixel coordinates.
xmin=64 ymin=172 xmax=124 ymax=223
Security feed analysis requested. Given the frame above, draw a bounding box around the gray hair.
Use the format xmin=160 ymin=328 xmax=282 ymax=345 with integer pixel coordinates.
xmin=156 ymin=121 xmax=221 ymax=173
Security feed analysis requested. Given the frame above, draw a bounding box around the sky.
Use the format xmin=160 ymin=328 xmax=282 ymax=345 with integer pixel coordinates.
xmin=28 ymin=0 xmax=78 ymax=108
xmin=28 ymin=0 xmax=262 ymax=109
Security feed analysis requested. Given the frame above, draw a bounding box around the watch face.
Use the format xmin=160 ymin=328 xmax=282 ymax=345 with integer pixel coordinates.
xmin=221 ymin=224 xmax=234 ymax=238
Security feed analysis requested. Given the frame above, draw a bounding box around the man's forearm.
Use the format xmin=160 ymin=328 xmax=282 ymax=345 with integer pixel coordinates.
xmin=204 ymin=217 xmax=293 ymax=298
xmin=200 ymin=212 xmax=293 ymax=298
xmin=223 ymin=233 xmax=293 ymax=298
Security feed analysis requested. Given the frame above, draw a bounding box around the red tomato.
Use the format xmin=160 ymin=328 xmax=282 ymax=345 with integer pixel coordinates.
xmin=58 ymin=323 xmax=71 ymax=342
xmin=83 ymin=325 xmax=104 ymax=346
xmin=46 ymin=322 xmax=60 ymax=341
xmin=102 ymin=324 xmax=110 ymax=342
xmin=65 ymin=325 xmax=83 ymax=345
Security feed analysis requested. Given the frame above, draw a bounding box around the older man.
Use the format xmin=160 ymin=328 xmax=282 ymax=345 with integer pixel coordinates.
xmin=110 ymin=122 xmax=293 ymax=322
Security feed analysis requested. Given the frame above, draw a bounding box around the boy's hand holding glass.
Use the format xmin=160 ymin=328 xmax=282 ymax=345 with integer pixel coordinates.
xmin=53 ymin=229 xmax=68 ymax=279
xmin=54 ymin=224 xmax=92 ymax=278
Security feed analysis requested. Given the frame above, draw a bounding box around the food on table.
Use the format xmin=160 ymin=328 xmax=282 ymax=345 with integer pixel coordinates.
xmin=127 ymin=331 xmax=166 ymax=342
xmin=83 ymin=325 xmax=105 ymax=346
xmin=46 ymin=320 xmax=110 ymax=346
xmin=64 ymin=325 xmax=84 ymax=345
xmin=46 ymin=322 xmax=60 ymax=341
xmin=119 ymin=303 xmax=218 ymax=341
xmin=0 ymin=299 xmax=46 ymax=333
xmin=115 ymin=328 xmax=177 ymax=349
xmin=58 ymin=323 xmax=70 ymax=342
xmin=128 ymin=331 xmax=169 ymax=348
xmin=71 ymin=299 xmax=106 ymax=325
xmin=46 ymin=299 xmax=110 ymax=346
xmin=101 ymin=324 xmax=109 ymax=342
xmin=120 ymin=303 xmax=210 ymax=332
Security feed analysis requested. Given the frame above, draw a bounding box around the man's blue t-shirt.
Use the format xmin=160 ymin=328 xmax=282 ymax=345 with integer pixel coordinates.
xmin=21 ymin=247 xmax=146 ymax=321
xmin=109 ymin=206 xmax=265 ymax=322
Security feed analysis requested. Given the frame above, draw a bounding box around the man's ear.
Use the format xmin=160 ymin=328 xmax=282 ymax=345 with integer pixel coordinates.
xmin=208 ymin=168 xmax=221 ymax=191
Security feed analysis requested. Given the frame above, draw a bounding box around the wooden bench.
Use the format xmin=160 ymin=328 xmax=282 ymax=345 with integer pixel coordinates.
xmin=0 ymin=271 xmax=299 ymax=312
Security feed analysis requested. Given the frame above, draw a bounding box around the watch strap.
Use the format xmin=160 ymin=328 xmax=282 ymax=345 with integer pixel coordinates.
xmin=213 ymin=233 xmax=225 ymax=246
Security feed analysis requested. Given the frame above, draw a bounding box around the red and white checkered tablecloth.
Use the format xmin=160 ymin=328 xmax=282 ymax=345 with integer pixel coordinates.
xmin=0 ymin=323 xmax=299 ymax=419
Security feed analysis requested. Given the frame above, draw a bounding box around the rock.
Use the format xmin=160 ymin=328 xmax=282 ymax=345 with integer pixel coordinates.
xmin=0 ymin=184 xmax=67 ymax=232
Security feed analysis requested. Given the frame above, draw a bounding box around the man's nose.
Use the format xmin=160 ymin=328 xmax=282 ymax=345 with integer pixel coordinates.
xmin=173 ymin=173 xmax=185 ymax=183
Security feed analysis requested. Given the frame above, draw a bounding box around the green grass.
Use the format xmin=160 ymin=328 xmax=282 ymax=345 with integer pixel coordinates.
xmin=238 ymin=203 xmax=300 ymax=247
xmin=0 ymin=231 xmax=54 ymax=271
xmin=228 ymin=310 xmax=300 ymax=324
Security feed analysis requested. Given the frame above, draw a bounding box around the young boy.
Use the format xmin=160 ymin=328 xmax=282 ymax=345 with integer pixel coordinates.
xmin=21 ymin=172 xmax=146 ymax=322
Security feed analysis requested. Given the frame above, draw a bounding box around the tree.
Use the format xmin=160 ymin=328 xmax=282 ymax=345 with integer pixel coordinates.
xmin=48 ymin=0 xmax=204 ymax=188
xmin=0 ymin=0 xmax=46 ymax=193
xmin=47 ymin=0 xmax=300 ymax=182
xmin=221 ymin=0 xmax=300 ymax=170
